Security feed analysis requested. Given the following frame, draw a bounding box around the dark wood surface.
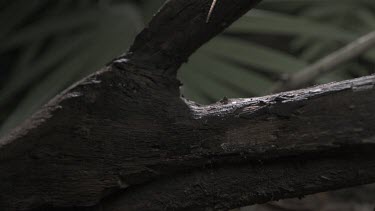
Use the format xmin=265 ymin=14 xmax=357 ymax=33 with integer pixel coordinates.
xmin=1 ymin=0 xmax=374 ymax=210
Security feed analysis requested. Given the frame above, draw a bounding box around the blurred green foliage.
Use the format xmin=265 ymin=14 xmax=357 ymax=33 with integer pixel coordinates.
xmin=0 ymin=0 xmax=374 ymax=136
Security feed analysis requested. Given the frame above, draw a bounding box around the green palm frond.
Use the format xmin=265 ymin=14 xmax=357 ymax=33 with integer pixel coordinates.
xmin=0 ymin=0 xmax=162 ymax=135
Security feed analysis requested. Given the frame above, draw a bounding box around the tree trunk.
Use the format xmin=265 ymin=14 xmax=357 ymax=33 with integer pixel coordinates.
xmin=0 ymin=0 xmax=374 ymax=210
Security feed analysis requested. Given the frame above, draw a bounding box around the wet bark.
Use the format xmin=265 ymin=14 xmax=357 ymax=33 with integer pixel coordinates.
xmin=0 ymin=0 xmax=375 ymax=210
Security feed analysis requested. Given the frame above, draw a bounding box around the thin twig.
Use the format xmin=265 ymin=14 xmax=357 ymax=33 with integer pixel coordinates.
xmin=206 ymin=0 xmax=217 ymax=23
xmin=271 ymin=31 xmax=375 ymax=92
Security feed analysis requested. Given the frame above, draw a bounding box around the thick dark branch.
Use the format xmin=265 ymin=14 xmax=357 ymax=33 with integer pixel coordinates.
xmin=1 ymin=72 xmax=374 ymax=211
xmin=0 ymin=0 xmax=375 ymax=211
xmin=190 ymin=75 xmax=375 ymax=157
xmin=98 ymin=75 xmax=375 ymax=211
xmin=113 ymin=0 xmax=261 ymax=75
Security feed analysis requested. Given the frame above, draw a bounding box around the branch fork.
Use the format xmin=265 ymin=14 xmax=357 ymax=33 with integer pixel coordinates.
xmin=0 ymin=0 xmax=374 ymax=210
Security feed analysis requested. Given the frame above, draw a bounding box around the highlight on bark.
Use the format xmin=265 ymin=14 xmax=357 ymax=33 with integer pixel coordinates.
xmin=206 ymin=0 xmax=217 ymax=22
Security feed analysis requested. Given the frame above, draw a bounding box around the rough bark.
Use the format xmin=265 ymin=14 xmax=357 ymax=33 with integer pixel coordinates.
xmin=244 ymin=184 xmax=375 ymax=211
xmin=0 ymin=0 xmax=375 ymax=211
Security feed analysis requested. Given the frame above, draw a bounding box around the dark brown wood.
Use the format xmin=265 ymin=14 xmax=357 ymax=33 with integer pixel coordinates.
xmin=249 ymin=184 xmax=375 ymax=211
xmin=113 ymin=0 xmax=261 ymax=75
xmin=0 ymin=0 xmax=375 ymax=211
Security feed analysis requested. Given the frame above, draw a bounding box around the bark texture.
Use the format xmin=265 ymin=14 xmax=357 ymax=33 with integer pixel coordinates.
xmin=0 ymin=0 xmax=375 ymax=211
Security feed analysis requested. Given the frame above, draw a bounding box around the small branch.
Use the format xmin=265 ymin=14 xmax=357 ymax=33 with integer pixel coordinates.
xmin=272 ymin=31 xmax=375 ymax=92
xmin=206 ymin=0 xmax=218 ymax=23
xmin=112 ymin=0 xmax=261 ymax=75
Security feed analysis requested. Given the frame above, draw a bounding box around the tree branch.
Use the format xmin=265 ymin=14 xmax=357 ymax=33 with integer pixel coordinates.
xmin=98 ymin=75 xmax=375 ymax=211
xmin=113 ymin=0 xmax=261 ymax=75
xmin=0 ymin=0 xmax=375 ymax=211
xmin=272 ymin=31 xmax=375 ymax=92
